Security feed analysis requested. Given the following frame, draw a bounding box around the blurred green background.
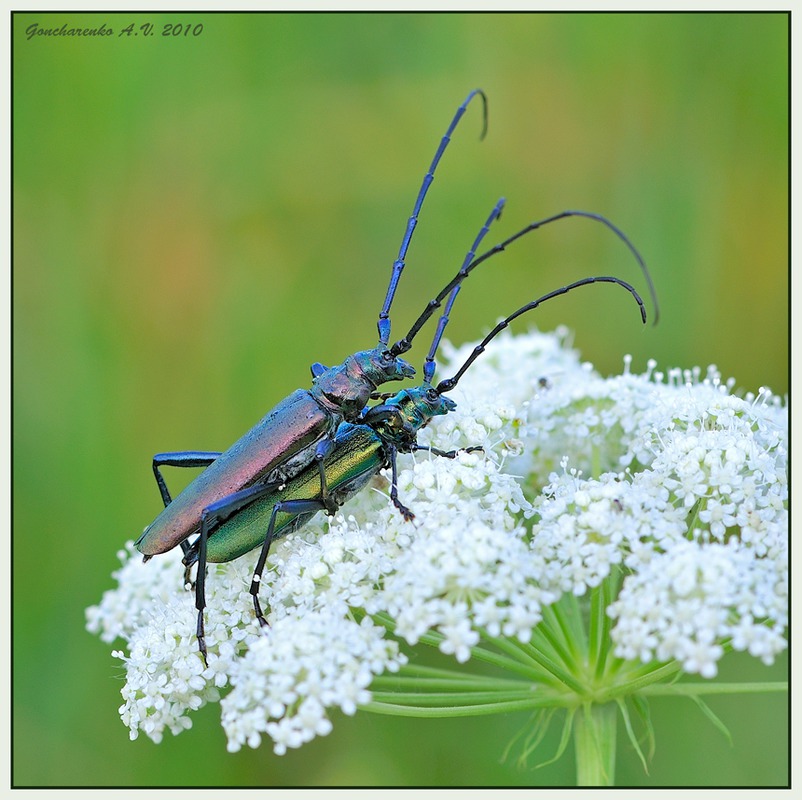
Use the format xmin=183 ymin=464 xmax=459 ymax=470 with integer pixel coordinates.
xmin=14 ymin=11 xmax=787 ymax=788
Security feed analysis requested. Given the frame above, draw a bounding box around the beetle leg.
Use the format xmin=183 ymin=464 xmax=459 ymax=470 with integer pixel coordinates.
xmin=409 ymin=444 xmax=484 ymax=459
xmin=250 ymin=498 xmax=329 ymax=629
xmin=362 ymin=405 xmax=419 ymax=446
xmin=387 ymin=445 xmax=415 ymax=522
xmin=192 ymin=480 xmax=287 ymax=665
xmin=314 ymin=436 xmax=338 ymax=514
xmin=385 ymin=445 xmax=484 ymax=524
xmin=152 ymin=451 xmax=223 ymax=506
xmin=152 ymin=451 xmax=222 ymax=555
xmin=360 ymin=403 xmax=406 ymax=428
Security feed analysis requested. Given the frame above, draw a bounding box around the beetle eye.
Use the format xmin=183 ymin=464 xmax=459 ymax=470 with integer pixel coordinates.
xmin=426 ymin=388 xmax=438 ymax=402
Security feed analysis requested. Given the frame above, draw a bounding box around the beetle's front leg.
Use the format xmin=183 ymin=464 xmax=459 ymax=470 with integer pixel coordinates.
xmin=410 ymin=444 xmax=484 ymax=459
xmin=387 ymin=445 xmax=414 ymax=522
xmin=386 ymin=445 xmax=484 ymax=522
xmin=360 ymin=403 xmax=409 ymax=431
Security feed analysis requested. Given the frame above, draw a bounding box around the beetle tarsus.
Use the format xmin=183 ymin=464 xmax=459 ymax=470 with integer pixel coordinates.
xmin=196 ymin=616 xmax=208 ymax=667
xmin=253 ymin=595 xmax=270 ymax=630
xmin=395 ymin=500 xmax=415 ymax=522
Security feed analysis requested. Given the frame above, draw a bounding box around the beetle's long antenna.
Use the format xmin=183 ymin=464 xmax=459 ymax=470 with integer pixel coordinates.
xmin=391 ymin=210 xmax=657 ymax=357
xmin=435 ymin=276 xmax=646 ymax=394
xmin=421 ymin=197 xmax=505 ymax=385
xmin=377 ymin=89 xmax=488 ymax=346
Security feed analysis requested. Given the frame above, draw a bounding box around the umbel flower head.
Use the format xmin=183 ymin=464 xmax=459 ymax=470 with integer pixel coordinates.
xmin=86 ymin=328 xmax=787 ymax=764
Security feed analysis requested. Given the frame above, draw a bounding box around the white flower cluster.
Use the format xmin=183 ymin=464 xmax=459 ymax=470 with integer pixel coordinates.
xmin=86 ymin=328 xmax=787 ymax=752
xmin=508 ymin=345 xmax=788 ymax=679
xmin=87 ymin=544 xmax=262 ymax=742
xmin=222 ymin=611 xmax=404 ymax=754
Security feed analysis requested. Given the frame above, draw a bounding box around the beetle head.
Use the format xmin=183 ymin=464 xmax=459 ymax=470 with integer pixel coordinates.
xmin=390 ymin=385 xmax=456 ymax=426
xmin=355 ymin=346 xmax=416 ymax=387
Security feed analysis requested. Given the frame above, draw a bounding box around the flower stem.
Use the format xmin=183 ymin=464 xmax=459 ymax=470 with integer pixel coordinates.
xmin=573 ymin=702 xmax=617 ymax=786
xmin=639 ymin=680 xmax=787 ymax=696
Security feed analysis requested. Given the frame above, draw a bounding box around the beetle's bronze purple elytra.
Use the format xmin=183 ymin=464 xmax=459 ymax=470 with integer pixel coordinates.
xmin=136 ymin=90 xmax=491 ymax=660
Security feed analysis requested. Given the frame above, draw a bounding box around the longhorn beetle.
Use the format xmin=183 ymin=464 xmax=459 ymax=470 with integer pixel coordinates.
xmin=183 ymin=268 xmax=647 ymax=643
xmin=136 ymin=93 xmax=658 ymax=661
xmin=135 ymin=91 xmax=489 ymax=639
xmin=177 ymin=196 xmax=650 ymax=659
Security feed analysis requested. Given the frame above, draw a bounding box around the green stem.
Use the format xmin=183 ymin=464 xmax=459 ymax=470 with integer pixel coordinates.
xmin=591 ymin=442 xmax=602 ymax=478
xmin=573 ymin=702 xmax=617 ymax=786
xmin=371 ymin=672 xmax=529 ymax=691
xmin=370 ymin=689 xmax=539 ymax=706
xmin=384 ymin=663 xmax=490 ymax=681
xmin=685 ymin=496 xmax=704 ymax=533
xmin=539 ymin=604 xmax=581 ymax=667
xmin=371 ymin=612 xmax=543 ymax=682
xmin=639 ymin=681 xmax=787 ymax=696
xmin=500 ymin=636 xmax=587 ymax=694
xmin=590 ymin=569 xmax=620 ymax=680
xmin=364 ymin=698 xmax=545 ymax=717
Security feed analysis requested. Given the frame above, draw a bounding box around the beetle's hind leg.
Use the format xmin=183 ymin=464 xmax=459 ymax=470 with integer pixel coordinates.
xmin=192 ymin=481 xmax=288 ymax=665
xmin=250 ymin=498 xmax=329 ymax=629
xmin=151 ymin=451 xmax=221 ymax=557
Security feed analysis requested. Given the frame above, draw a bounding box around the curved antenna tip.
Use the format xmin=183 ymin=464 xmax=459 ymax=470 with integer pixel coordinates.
xmin=471 ymin=88 xmax=489 ymax=140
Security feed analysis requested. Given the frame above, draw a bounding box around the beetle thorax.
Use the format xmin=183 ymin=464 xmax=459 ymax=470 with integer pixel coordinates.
xmin=310 ymin=359 xmax=372 ymax=419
